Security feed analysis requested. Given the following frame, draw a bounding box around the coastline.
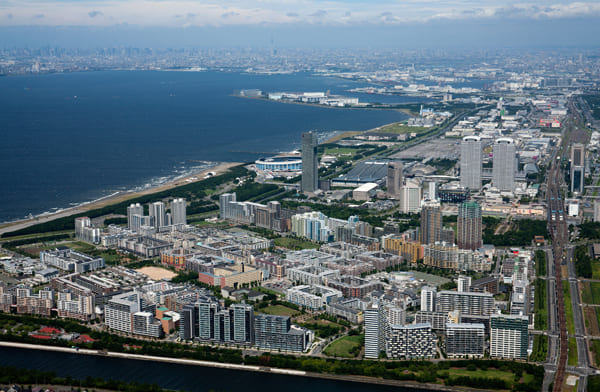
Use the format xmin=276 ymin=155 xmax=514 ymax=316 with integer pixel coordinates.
xmin=0 ymin=162 xmax=241 ymax=236
xmin=0 ymin=341 xmax=472 ymax=392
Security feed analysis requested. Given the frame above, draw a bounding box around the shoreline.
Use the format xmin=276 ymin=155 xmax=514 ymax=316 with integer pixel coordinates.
xmin=0 ymin=162 xmax=242 ymax=236
xmin=0 ymin=341 xmax=471 ymax=392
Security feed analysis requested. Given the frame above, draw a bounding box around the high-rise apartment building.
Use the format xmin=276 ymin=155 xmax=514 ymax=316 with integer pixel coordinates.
xmin=399 ymin=180 xmax=421 ymax=213
xmin=386 ymin=324 xmax=435 ymax=359
xmin=364 ymin=303 xmax=387 ymax=359
xmin=457 ymin=275 xmax=472 ymax=293
xmin=420 ymin=200 xmax=442 ymax=245
xmin=127 ymin=203 xmax=144 ymax=230
xmin=490 ymin=314 xmax=529 ymax=360
xmin=437 ymin=290 xmax=494 ymax=316
xmin=460 ymin=136 xmax=482 ymax=190
xmin=301 ymin=131 xmax=319 ymax=194
xmin=387 ymin=161 xmax=403 ymax=198
xmin=492 ymin=138 xmax=516 ymax=191
xmin=457 ymin=201 xmax=482 ymax=250
xmin=421 ymin=286 xmax=437 ymax=312
xmin=445 ymin=323 xmax=485 ymax=358
xmin=149 ymin=201 xmax=166 ymax=229
xmin=171 ymin=198 xmax=187 ymax=225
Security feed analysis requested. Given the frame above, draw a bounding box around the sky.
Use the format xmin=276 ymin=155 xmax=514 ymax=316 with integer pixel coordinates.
xmin=0 ymin=0 xmax=599 ymax=48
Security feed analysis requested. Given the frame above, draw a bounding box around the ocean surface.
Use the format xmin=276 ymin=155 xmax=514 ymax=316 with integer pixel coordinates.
xmin=0 ymin=347 xmax=432 ymax=392
xmin=0 ymin=70 xmax=415 ymax=223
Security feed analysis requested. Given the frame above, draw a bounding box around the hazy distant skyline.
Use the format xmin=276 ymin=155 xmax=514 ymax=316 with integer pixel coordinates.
xmin=1 ymin=1 xmax=599 ymax=48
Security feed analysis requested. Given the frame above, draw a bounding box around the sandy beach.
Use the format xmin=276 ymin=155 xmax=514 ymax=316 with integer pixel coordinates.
xmin=0 ymin=162 xmax=241 ymax=237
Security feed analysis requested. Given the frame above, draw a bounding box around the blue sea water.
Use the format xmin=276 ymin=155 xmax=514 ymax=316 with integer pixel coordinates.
xmin=0 ymin=71 xmax=410 ymax=223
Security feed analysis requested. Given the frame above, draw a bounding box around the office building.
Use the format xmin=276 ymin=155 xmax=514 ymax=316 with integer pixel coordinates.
xmin=492 ymin=138 xmax=516 ymax=191
xmin=171 ymin=198 xmax=187 ymax=225
xmin=387 ymin=161 xmax=403 ymax=198
xmin=301 ymin=131 xmax=319 ymax=194
xmin=364 ymin=303 xmax=387 ymax=359
xmin=437 ymin=290 xmax=494 ymax=316
xmin=420 ymin=201 xmax=442 ymax=245
xmin=490 ymin=314 xmax=528 ymax=360
xmin=445 ymin=323 xmax=485 ymax=358
xmin=460 ymin=136 xmax=482 ymax=190
xmin=457 ymin=201 xmax=482 ymax=250
xmin=127 ymin=203 xmax=144 ymax=230
xmin=421 ymin=286 xmax=436 ymax=312
xmin=386 ymin=324 xmax=435 ymax=359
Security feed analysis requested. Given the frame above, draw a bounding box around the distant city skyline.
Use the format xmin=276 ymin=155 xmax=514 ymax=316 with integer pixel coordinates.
xmin=1 ymin=1 xmax=600 ymax=49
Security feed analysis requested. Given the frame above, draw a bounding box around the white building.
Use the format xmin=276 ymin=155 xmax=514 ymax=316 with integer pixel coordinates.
xmin=460 ymin=136 xmax=482 ymax=190
xmin=364 ymin=303 xmax=387 ymax=359
xmin=492 ymin=138 xmax=516 ymax=191
xmin=171 ymin=198 xmax=187 ymax=225
xmin=399 ymin=180 xmax=422 ymax=213
xmin=490 ymin=314 xmax=529 ymax=360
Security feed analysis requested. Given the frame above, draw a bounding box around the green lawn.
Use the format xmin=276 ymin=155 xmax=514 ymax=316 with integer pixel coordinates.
xmin=323 ymin=334 xmax=363 ymax=358
xmin=592 ymin=262 xmax=600 ymax=280
xmin=274 ymin=237 xmax=320 ymax=250
xmin=323 ymin=147 xmax=358 ymax=155
xmin=581 ymin=282 xmax=600 ymax=305
xmin=590 ymin=338 xmax=600 ymax=367
xmin=260 ymin=305 xmax=300 ymax=317
xmin=564 ymin=281 xmax=575 ymax=335
xmin=372 ymin=123 xmax=429 ymax=134
xmin=440 ymin=368 xmax=515 ymax=382
xmin=568 ymin=337 xmax=578 ymax=366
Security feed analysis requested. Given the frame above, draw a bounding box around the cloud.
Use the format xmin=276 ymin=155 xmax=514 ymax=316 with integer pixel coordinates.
xmin=309 ymin=9 xmax=327 ymax=18
xmin=1 ymin=0 xmax=599 ymax=27
xmin=221 ymin=11 xmax=239 ymax=19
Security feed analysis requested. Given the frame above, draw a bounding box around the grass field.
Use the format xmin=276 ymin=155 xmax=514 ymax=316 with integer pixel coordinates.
xmin=323 ymin=335 xmax=363 ymax=358
xmin=590 ymin=339 xmax=600 ymax=367
xmin=564 ymin=281 xmax=575 ymax=335
xmin=260 ymin=305 xmax=300 ymax=317
xmin=584 ymin=306 xmax=600 ymax=336
xmin=581 ymin=281 xmax=600 ymax=305
xmin=440 ymin=368 xmax=523 ymax=382
xmin=593 ymin=262 xmax=600 ymax=280
xmin=568 ymin=337 xmax=578 ymax=366
xmin=274 ymin=237 xmax=320 ymax=250
xmin=370 ymin=123 xmax=429 ymax=135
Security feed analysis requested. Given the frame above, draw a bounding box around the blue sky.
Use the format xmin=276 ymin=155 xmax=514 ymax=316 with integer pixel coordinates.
xmin=0 ymin=1 xmax=599 ymax=48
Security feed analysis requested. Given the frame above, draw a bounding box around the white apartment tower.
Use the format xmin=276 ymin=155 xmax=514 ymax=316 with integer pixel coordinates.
xmin=421 ymin=286 xmax=437 ymax=312
xmin=127 ymin=203 xmax=143 ymax=230
xmin=460 ymin=136 xmax=482 ymax=190
xmin=149 ymin=201 xmax=166 ymax=229
xmin=364 ymin=303 xmax=387 ymax=359
xmin=171 ymin=198 xmax=187 ymax=225
xmin=492 ymin=138 xmax=516 ymax=191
